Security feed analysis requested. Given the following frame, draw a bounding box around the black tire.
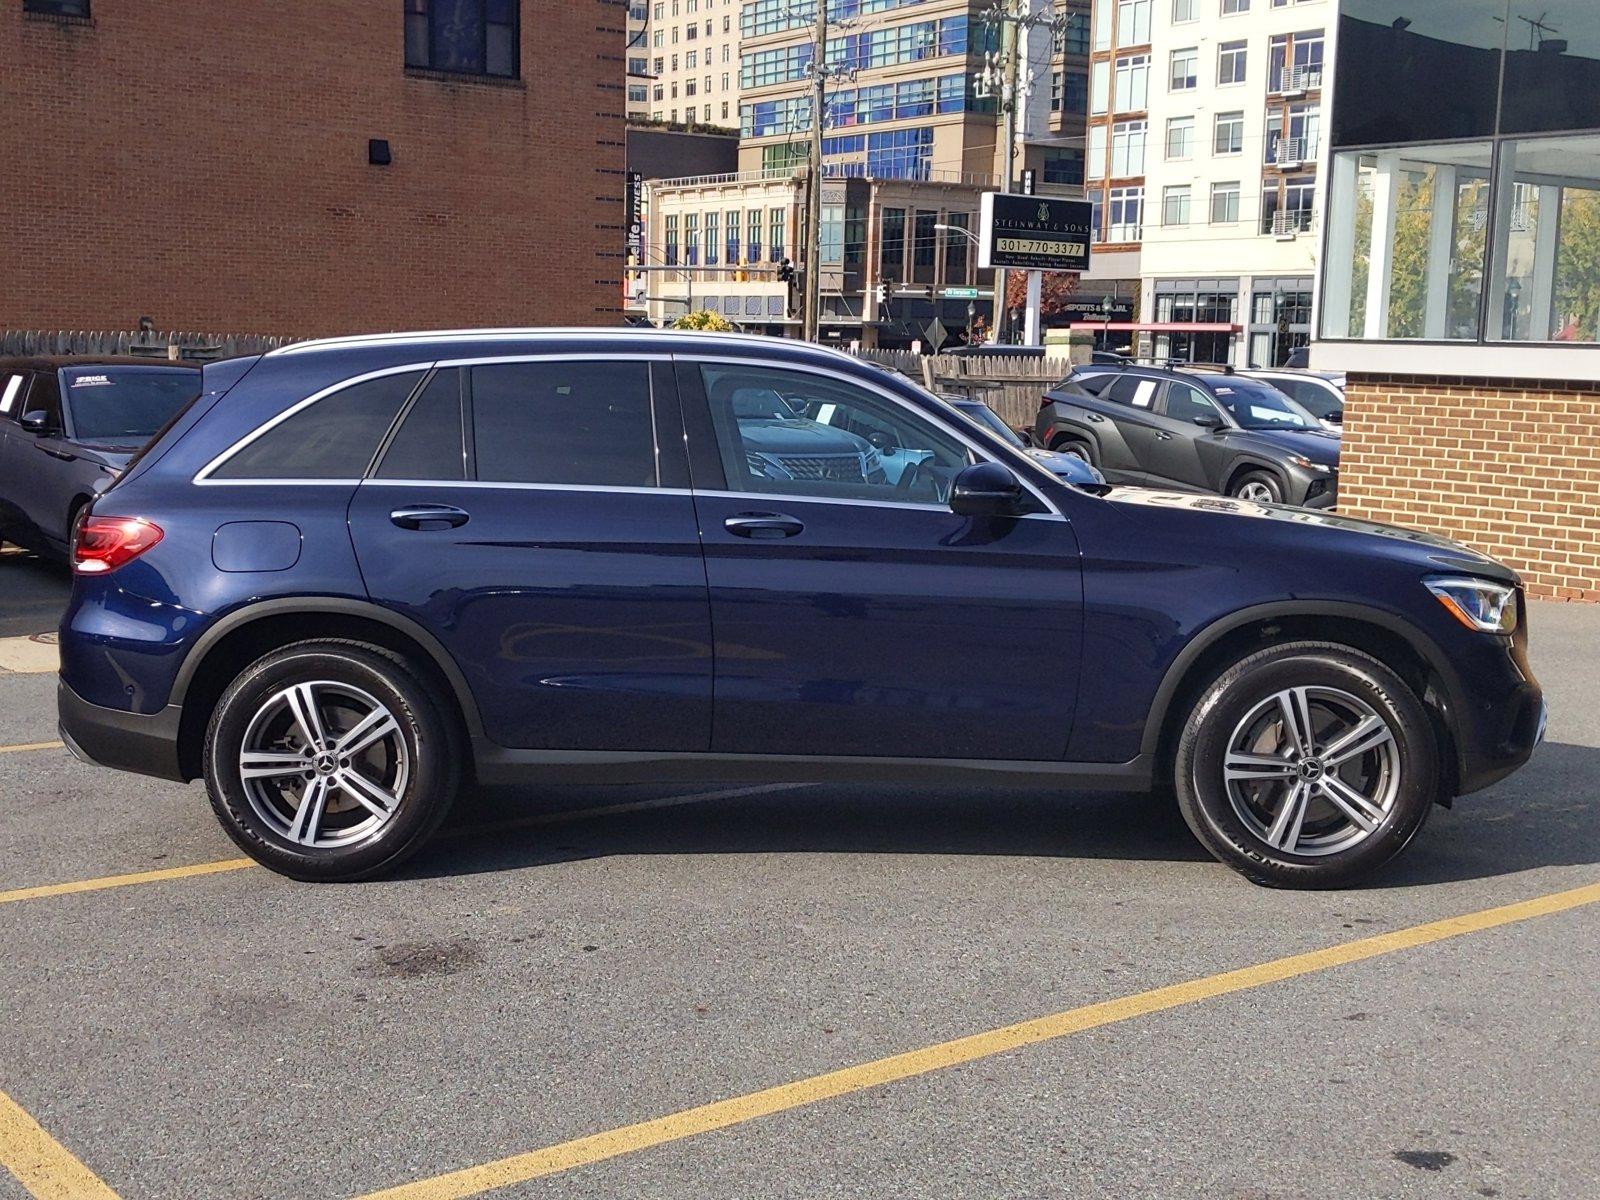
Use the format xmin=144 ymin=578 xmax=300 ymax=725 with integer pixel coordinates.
xmin=1229 ymin=469 xmax=1283 ymax=503
xmin=1173 ymin=641 xmax=1438 ymax=889
xmin=203 ymin=639 xmax=461 ymax=882
xmin=1052 ymin=437 xmax=1097 ymax=467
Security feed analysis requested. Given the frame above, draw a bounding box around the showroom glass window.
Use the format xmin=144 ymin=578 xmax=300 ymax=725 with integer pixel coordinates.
xmin=404 ymin=0 xmax=519 ymax=79
xmin=1321 ymin=1 xmax=1600 ymax=346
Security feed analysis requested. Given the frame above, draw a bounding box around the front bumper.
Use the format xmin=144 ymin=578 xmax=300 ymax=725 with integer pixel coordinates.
xmin=58 ymin=679 xmax=187 ymax=783
xmin=1299 ymin=471 xmax=1339 ymax=510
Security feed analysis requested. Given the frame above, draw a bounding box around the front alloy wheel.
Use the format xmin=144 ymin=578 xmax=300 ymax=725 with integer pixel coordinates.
xmin=1174 ymin=641 xmax=1438 ymax=888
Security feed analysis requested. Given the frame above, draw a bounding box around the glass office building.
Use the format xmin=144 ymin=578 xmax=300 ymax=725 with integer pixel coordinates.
xmin=1321 ymin=0 xmax=1600 ymax=350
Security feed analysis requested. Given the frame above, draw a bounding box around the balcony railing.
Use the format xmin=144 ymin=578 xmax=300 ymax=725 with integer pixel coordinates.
xmin=1271 ymin=137 xmax=1311 ymax=168
xmin=1267 ymin=208 xmax=1317 ymax=238
xmin=1271 ymin=64 xmax=1324 ymax=95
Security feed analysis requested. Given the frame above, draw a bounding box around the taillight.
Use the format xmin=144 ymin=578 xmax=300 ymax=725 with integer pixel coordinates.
xmin=72 ymin=516 xmax=164 ymax=575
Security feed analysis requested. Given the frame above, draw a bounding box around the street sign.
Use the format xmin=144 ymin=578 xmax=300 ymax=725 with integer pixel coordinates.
xmin=943 ymin=286 xmax=981 ymax=299
xmin=979 ymin=192 xmax=1093 ymax=273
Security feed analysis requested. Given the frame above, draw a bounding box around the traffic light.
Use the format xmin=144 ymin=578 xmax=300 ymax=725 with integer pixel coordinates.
xmin=876 ymin=280 xmax=891 ymax=306
xmin=778 ymin=257 xmax=796 ymax=284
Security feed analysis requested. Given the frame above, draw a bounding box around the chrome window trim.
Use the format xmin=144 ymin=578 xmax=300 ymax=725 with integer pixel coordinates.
xmin=682 ymin=353 xmax=1068 ymax=518
xmin=361 ymin=480 xmax=680 ymax=498
xmin=194 ymin=363 xmax=436 ymax=486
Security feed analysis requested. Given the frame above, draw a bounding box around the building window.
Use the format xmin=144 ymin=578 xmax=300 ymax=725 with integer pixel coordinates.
xmin=1043 ymin=149 xmax=1085 ymax=187
xmin=665 ymin=216 xmax=679 ymax=266
xmin=1163 ymin=185 xmax=1191 ymax=227
xmin=1170 ymin=47 xmax=1197 ymax=91
xmin=1064 ymin=72 xmax=1088 ymax=114
xmin=1115 ymin=0 xmax=1151 ymax=46
xmin=1111 ymin=119 xmax=1147 ymax=177
xmin=1172 ymin=0 xmax=1197 ymax=21
xmin=1066 ymin=12 xmax=1089 ymax=55
xmin=685 ymin=213 xmax=700 ymax=266
xmin=867 ymin=127 xmax=934 ymax=180
xmin=943 ymin=212 xmax=970 ymax=283
xmin=881 ymin=208 xmax=907 ymax=281
xmin=1107 ymin=187 xmax=1143 ymax=242
xmin=24 ymin=0 xmax=90 ymax=15
xmin=1210 ymin=180 xmax=1241 ymax=224
xmin=1050 ymin=71 xmax=1064 ymax=112
xmin=747 ymin=211 xmax=762 ymax=264
xmin=1114 ymin=55 xmax=1150 ymax=112
xmin=911 ymin=211 xmax=938 ymax=284
xmin=1166 ymin=115 xmax=1193 ymax=159
xmin=769 ymin=208 xmax=785 ymax=262
xmin=1218 ymin=40 xmax=1247 ymax=85
xmin=404 ymin=0 xmax=519 ymax=79
xmin=1221 ymin=0 xmax=1250 ymax=12
xmin=704 ymin=212 xmax=719 ymax=265
xmin=1215 ymin=110 xmax=1244 ymax=155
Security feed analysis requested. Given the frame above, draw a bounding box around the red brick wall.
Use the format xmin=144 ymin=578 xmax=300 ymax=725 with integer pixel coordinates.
xmin=1342 ymin=374 xmax=1600 ymax=602
xmin=0 ymin=2 xmax=624 ymax=336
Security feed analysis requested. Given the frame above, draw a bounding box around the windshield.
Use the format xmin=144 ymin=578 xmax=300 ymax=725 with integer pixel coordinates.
xmin=1208 ymin=379 xmax=1318 ymax=431
xmin=952 ymin=400 xmax=1024 ymax=446
xmin=61 ymin=366 xmax=199 ymax=441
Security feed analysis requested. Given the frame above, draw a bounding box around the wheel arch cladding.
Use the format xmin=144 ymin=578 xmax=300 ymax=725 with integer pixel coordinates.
xmin=173 ymin=599 xmax=482 ymax=781
xmin=1142 ymin=602 xmax=1462 ymax=797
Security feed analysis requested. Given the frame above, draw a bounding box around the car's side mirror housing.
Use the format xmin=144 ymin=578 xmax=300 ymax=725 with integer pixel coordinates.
xmin=19 ymin=410 xmax=53 ymax=435
xmin=1193 ymin=413 xmax=1225 ymax=430
xmin=949 ymin=461 xmax=1025 ymax=518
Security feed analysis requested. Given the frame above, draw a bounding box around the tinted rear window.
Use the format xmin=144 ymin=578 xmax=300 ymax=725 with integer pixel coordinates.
xmin=470 ymin=362 xmax=656 ymax=487
xmin=212 ymin=371 xmax=424 ymax=480
xmin=61 ymin=366 xmax=199 ymax=441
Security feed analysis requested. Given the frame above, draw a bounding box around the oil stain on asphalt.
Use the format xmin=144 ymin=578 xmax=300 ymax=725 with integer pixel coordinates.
xmin=356 ymin=938 xmax=482 ymax=979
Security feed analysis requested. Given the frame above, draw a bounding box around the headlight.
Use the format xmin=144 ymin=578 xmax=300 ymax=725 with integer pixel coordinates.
xmin=1287 ymin=454 xmax=1331 ymax=473
xmin=1426 ymin=577 xmax=1519 ymax=634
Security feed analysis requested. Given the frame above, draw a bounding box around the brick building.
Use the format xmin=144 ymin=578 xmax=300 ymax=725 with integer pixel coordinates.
xmin=1314 ymin=0 xmax=1600 ymax=602
xmin=0 ymin=0 xmax=623 ymax=337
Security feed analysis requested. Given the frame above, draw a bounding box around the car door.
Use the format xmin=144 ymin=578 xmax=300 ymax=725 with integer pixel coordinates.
xmin=678 ymin=357 xmax=1083 ymax=762
xmin=0 ymin=371 xmax=25 ymax=530
xmin=1096 ymin=373 xmax=1168 ymax=484
xmin=347 ymin=356 xmax=713 ymax=753
xmin=1145 ymin=379 xmax=1225 ymax=491
xmin=8 ymin=370 xmax=78 ymax=544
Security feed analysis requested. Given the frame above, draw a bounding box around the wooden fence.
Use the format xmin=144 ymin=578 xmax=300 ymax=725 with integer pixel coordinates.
xmin=849 ymin=348 xmax=1070 ymax=428
xmin=0 ymin=330 xmax=300 ymax=361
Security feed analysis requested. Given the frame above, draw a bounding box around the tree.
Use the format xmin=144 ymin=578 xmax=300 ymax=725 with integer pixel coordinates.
xmin=673 ymin=309 xmax=736 ymax=332
xmin=1003 ymin=271 xmax=1081 ymax=323
xmin=1554 ymin=188 xmax=1600 ymax=341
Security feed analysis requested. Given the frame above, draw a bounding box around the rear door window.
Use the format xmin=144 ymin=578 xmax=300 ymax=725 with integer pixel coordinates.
xmin=1105 ymin=375 xmax=1161 ymax=410
xmin=470 ymin=361 xmax=657 ymax=487
xmin=210 ymin=370 xmax=424 ymax=480
xmin=375 ymin=369 xmax=466 ymax=481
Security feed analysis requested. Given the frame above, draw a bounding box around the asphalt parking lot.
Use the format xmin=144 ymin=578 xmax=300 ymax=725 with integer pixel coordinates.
xmin=1 ymin=547 xmax=1596 ymax=1199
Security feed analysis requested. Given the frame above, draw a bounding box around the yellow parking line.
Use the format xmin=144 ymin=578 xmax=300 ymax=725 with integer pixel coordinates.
xmin=0 ymin=784 xmax=804 ymax=908
xmin=0 ymin=1089 xmax=121 ymax=1200
xmin=0 ymin=741 xmax=62 ymax=756
xmin=0 ymin=858 xmax=257 ymax=907
xmin=357 ymin=879 xmax=1600 ymax=1200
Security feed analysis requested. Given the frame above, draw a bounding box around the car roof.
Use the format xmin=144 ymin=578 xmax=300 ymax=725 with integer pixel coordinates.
xmin=0 ymin=355 xmax=202 ymax=372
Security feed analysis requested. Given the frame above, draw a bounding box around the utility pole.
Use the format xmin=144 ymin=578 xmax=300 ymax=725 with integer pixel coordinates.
xmin=802 ymin=1 xmax=829 ymax=343
xmin=991 ymin=13 xmax=1021 ymax=345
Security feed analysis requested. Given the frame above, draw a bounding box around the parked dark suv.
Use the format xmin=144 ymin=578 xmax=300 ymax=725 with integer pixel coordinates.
xmin=1035 ymin=364 xmax=1340 ymax=507
xmin=58 ymin=331 xmax=1543 ymax=888
xmin=0 ymin=356 xmax=201 ymax=557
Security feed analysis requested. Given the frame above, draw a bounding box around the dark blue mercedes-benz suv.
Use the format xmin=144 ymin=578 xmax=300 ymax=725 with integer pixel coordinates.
xmin=57 ymin=331 xmax=1545 ymax=888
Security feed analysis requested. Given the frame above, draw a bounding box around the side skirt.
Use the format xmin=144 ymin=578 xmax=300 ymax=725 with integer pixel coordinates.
xmin=471 ymin=743 xmax=1153 ymax=792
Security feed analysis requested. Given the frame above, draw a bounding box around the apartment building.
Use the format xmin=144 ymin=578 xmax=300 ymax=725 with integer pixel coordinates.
xmin=1087 ymin=0 xmax=1330 ymax=365
xmin=629 ymin=0 xmax=744 ymax=128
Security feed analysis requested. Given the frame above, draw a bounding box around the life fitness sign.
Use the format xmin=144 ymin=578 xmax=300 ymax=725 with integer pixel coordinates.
xmin=979 ymin=192 xmax=1093 ymax=272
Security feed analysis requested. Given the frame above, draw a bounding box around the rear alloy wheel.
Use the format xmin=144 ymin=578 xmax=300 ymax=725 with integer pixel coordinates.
xmin=204 ymin=640 xmax=460 ymax=881
xmin=1174 ymin=641 xmax=1439 ymax=888
xmin=1230 ymin=470 xmax=1282 ymax=504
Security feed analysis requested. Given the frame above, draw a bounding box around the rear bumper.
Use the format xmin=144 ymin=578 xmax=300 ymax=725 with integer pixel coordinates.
xmin=57 ymin=679 xmax=186 ymax=783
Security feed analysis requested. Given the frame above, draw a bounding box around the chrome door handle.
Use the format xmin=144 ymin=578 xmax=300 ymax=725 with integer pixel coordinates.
xmin=724 ymin=512 xmax=804 ymax=539
xmin=1083 ymin=412 xmax=1106 ymax=423
xmin=1155 ymin=431 xmax=1175 ymax=441
xmin=390 ymin=504 xmax=470 ymax=531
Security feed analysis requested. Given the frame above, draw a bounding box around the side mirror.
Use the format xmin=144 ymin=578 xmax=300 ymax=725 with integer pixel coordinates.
xmin=950 ymin=461 xmax=1025 ymax=518
xmin=1193 ymin=413 xmax=1224 ymax=430
xmin=19 ymin=410 xmax=53 ymax=435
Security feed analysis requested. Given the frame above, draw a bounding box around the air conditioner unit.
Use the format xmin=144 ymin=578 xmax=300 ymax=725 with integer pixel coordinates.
xmin=1271 ymin=211 xmax=1300 ymax=240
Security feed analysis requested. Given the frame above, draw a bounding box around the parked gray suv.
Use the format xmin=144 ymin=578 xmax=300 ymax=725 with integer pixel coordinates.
xmin=0 ymin=357 xmax=200 ymax=557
